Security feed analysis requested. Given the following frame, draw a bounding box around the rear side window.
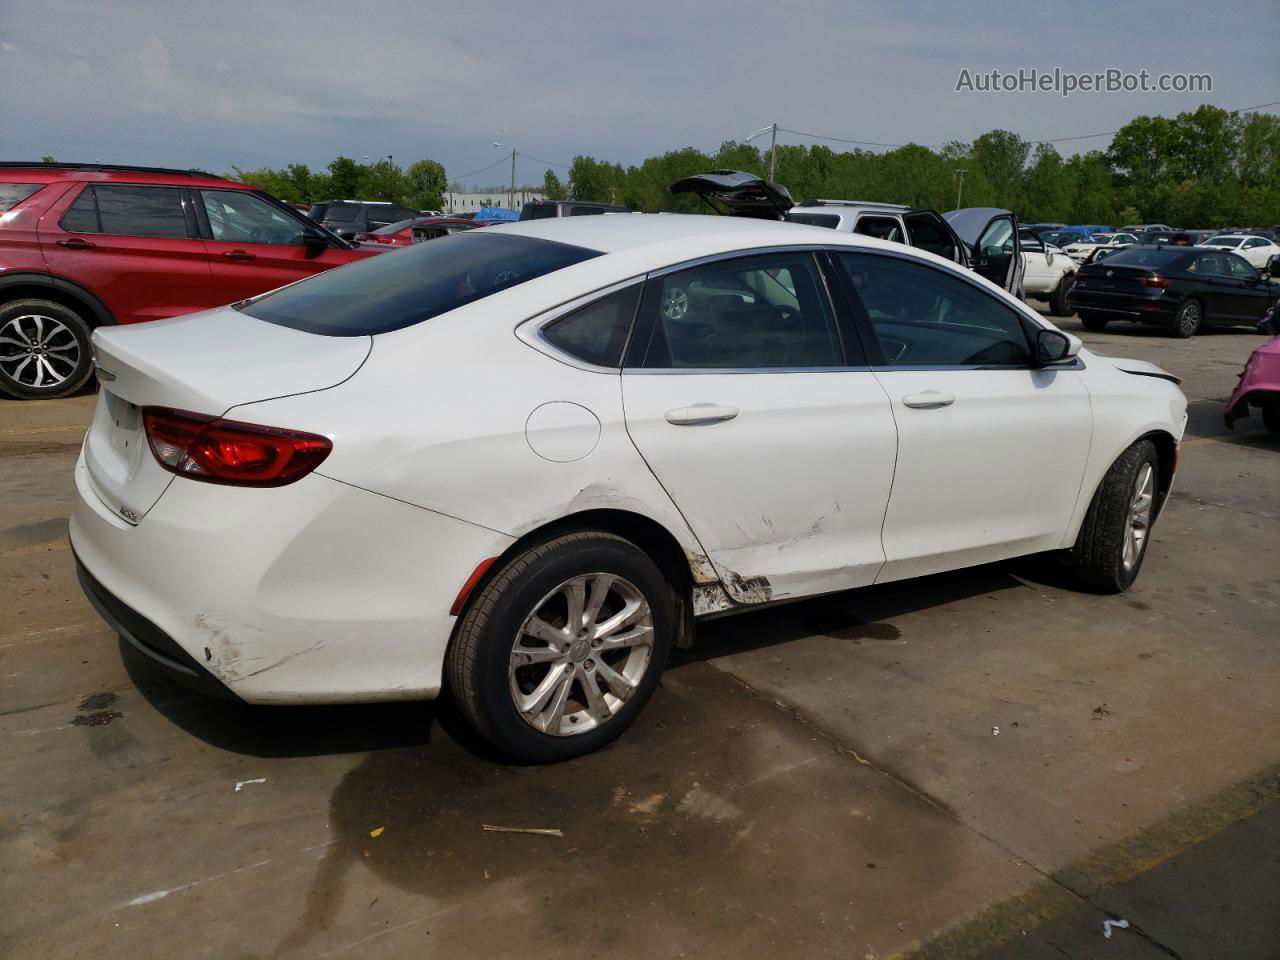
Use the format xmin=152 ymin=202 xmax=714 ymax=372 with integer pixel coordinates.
xmin=240 ymin=232 xmax=600 ymax=336
xmin=567 ymin=205 xmax=604 ymax=216
xmin=855 ymin=216 xmax=904 ymax=243
xmin=60 ymin=187 xmax=100 ymax=232
xmin=541 ymin=286 xmax=640 ymax=368
xmin=785 ymin=212 xmax=840 ymax=228
xmin=314 ymin=203 xmax=359 ymax=222
xmin=0 ymin=182 xmax=44 ymax=212
xmin=635 ymin=252 xmax=844 ymax=369
xmin=60 ymin=184 xmax=188 ymax=238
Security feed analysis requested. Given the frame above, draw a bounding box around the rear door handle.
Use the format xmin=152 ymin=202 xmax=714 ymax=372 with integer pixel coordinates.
xmin=902 ymin=391 xmax=955 ymax=409
xmin=223 ymin=250 xmax=256 ymax=261
xmin=665 ymin=403 xmax=740 ymax=425
xmin=56 ymin=238 xmax=96 ymax=250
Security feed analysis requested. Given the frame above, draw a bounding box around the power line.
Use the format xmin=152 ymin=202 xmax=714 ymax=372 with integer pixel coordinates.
xmin=775 ymin=99 xmax=1280 ymax=152
xmin=517 ymin=150 xmax=572 ymax=169
xmin=449 ymin=155 xmax=510 ymax=181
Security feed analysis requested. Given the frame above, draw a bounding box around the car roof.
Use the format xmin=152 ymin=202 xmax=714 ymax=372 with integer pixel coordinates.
xmin=486 ymin=212 xmax=854 ymax=255
xmin=0 ymin=162 xmax=249 ymax=190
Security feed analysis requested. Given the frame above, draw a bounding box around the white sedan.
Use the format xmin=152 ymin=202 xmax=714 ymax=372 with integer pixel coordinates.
xmin=71 ymin=215 xmax=1187 ymax=762
xmin=1203 ymin=234 xmax=1280 ymax=269
xmin=1063 ymin=233 xmax=1139 ymax=263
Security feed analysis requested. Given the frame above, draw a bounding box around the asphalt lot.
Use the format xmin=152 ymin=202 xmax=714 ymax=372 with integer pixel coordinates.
xmin=2 ymin=308 xmax=1277 ymax=959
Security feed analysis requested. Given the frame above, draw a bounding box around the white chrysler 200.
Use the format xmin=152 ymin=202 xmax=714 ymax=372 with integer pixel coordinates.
xmin=71 ymin=214 xmax=1187 ymax=762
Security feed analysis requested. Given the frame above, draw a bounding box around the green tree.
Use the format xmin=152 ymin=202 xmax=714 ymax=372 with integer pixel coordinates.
xmin=41 ymin=155 xmax=56 ymax=164
xmin=970 ymin=130 xmax=1030 ymax=210
xmin=1023 ymin=144 xmax=1073 ymax=222
xmin=542 ymin=169 xmax=567 ymax=201
xmin=405 ymin=159 xmax=447 ymax=210
xmin=326 ymin=157 xmax=362 ymax=198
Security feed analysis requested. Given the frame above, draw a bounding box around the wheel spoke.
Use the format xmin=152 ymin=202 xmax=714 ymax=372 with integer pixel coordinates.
xmin=580 ymin=668 xmax=612 ymax=723
xmin=536 ymin=672 xmax=574 ymax=733
xmin=510 ymin=639 xmax=565 ymax=667
xmin=583 ymin=574 xmax=614 ymax=634
xmin=594 ymin=658 xmax=637 ymax=700
xmin=596 ymin=623 xmax=653 ymax=653
xmin=31 ymin=316 xmax=45 ymax=346
xmin=592 ymin=596 xmax=643 ymax=641
xmin=518 ymin=662 xmax=572 ymax=718
xmin=522 ymin=614 xmax=567 ymax=646
xmin=564 ymin=579 xmax=586 ymax=634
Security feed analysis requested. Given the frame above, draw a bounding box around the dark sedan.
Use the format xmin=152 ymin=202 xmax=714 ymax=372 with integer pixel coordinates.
xmin=1069 ymin=245 xmax=1280 ymax=337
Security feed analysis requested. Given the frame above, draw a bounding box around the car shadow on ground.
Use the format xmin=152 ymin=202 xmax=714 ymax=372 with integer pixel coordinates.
xmin=1185 ymin=397 xmax=1280 ymax=450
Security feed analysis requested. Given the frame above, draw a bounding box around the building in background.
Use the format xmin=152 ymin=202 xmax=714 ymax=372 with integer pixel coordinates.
xmin=447 ymin=190 xmax=544 ymax=214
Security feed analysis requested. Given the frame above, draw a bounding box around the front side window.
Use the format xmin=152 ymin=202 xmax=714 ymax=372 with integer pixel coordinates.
xmin=1226 ymin=255 xmax=1258 ymax=280
xmin=200 ymin=189 xmax=306 ymax=245
xmin=837 ymin=252 xmax=1031 ymax=367
xmin=541 ymin=286 xmax=640 ymax=368
xmin=240 ymin=232 xmax=600 ymax=336
xmin=79 ymin=184 xmax=189 ymax=238
xmin=0 ymin=182 xmax=44 ymax=212
xmin=634 ymin=253 xmax=843 ymax=369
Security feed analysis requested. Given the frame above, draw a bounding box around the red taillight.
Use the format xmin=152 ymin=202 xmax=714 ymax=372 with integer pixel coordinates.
xmin=142 ymin=407 xmax=332 ymax=487
xmin=1137 ymin=275 xmax=1173 ymax=288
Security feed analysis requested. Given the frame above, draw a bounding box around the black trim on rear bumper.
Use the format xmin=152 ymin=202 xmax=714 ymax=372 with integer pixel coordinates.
xmin=74 ymin=555 xmax=240 ymax=701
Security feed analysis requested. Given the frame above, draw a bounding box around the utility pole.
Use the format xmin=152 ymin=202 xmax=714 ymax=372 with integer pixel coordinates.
xmin=768 ymin=122 xmax=778 ymax=182
xmin=510 ymin=148 xmax=516 ymax=212
xmin=956 ymin=168 xmax=967 ymax=208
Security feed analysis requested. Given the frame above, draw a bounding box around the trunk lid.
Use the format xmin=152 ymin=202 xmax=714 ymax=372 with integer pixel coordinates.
xmin=668 ymin=170 xmax=794 ymax=220
xmin=85 ymin=307 xmax=370 ymax=523
xmin=1076 ymin=264 xmax=1155 ymax=294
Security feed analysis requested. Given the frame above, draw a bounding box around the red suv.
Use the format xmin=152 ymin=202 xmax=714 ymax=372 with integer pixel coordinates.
xmin=0 ymin=163 xmax=384 ymax=400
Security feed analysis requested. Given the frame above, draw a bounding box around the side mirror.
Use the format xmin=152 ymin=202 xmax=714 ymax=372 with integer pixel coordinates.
xmin=301 ymin=226 xmax=329 ymax=253
xmin=1035 ymin=328 xmax=1080 ymax=364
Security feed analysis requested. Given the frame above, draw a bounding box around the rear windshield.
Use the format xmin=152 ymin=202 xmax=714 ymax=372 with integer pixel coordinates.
xmin=523 ymin=203 xmax=559 ymax=220
xmin=0 ymin=182 xmax=44 ymax=212
xmin=371 ymin=218 xmax=415 ymax=235
xmin=240 ymin=232 xmax=601 ymax=336
xmin=786 ymin=212 xmax=841 ymax=229
xmin=312 ymin=202 xmax=359 ymax=222
xmin=1097 ymin=248 xmax=1191 ymax=269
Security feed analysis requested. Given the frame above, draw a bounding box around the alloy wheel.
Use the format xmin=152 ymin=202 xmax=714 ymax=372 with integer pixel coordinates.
xmin=508 ymin=572 xmax=654 ymax=736
xmin=0 ymin=314 xmax=81 ymax=389
xmin=1178 ymin=302 xmax=1201 ymax=336
xmin=661 ymin=286 xmax=689 ymax=320
xmin=1123 ymin=462 xmax=1154 ymax=571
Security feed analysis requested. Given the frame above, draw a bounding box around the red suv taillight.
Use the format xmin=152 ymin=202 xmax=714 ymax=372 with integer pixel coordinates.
xmin=1137 ymin=275 xmax=1173 ymax=288
xmin=142 ymin=407 xmax=331 ymax=487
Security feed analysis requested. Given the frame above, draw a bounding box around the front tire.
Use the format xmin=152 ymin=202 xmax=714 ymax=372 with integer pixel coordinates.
xmin=1262 ymin=398 xmax=1280 ymax=434
xmin=1170 ymin=298 xmax=1202 ymax=338
xmin=1071 ymin=440 xmax=1159 ymax=594
xmin=1049 ymin=274 xmax=1074 ymax=317
xmin=446 ymin=532 xmax=674 ymax=762
xmin=0 ymin=299 xmax=94 ymax=400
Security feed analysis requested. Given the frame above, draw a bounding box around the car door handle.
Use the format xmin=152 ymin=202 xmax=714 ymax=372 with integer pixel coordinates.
xmin=665 ymin=403 xmax=740 ymax=425
xmin=902 ymin=391 xmax=955 ymax=409
xmin=56 ymin=238 xmax=96 ymax=249
xmin=223 ymin=249 xmax=256 ymax=261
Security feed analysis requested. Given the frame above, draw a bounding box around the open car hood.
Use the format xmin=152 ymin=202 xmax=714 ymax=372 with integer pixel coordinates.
xmin=669 ymin=170 xmax=794 ymax=220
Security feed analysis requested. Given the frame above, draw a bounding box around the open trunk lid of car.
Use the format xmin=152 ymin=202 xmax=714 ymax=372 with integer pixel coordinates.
xmin=85 ymin=307 xmax=370 ymax=524
xmin=669 ymin=170 xmax=794 ymax=220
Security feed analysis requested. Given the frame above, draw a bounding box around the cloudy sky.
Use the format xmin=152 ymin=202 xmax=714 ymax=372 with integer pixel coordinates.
xmin=2 ymin=0 xmax=1275 ymax=184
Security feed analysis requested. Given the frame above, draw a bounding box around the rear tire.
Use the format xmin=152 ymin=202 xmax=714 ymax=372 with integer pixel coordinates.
xmin=1049 ymin=274 xmax=1074 ymax=317
xmin=1079 ymin=312 xmax=1109 ymax=331
xmin=1070 ymin=439 xmax=1159 ymax=594
xmin=0 ymin=299 xmax=94 ymax=400
xmin=445 ymin=531 xmax=674 ymax=763
xmin=1170 ymin=299 xmax=1202 ymax=338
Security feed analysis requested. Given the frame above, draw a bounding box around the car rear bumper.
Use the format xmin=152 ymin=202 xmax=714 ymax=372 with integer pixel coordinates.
xmin=1068 ymin=289 xmax=1175 ymax=321
xmin=70 ymin=449 xmax=514 ymax=704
